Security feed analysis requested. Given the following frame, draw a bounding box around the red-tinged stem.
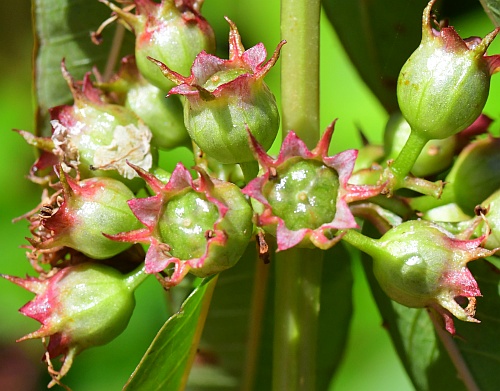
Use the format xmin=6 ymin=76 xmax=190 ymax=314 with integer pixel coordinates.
xmin=428 ymin=310 xmax=480 ymax=391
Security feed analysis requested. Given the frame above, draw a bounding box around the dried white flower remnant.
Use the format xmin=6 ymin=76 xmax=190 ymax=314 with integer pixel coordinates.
xmin=93 ymin=122 xmax=153 ymax=179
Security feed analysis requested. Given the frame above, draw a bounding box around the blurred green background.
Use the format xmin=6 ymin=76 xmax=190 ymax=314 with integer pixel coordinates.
xmin=1 ymin=1 xmax=498 ymax=390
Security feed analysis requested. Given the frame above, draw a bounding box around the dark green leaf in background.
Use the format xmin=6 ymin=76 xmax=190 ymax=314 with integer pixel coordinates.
xmin=187 ymin=241 xmax=353 ymax=391
xmin=33 ymin=0 xmax=134 ymax=135
xmin=480 ymin=0 xmax=500 ymax=25
xmin=188 ymin=243 xmax=259 ymax=390
xmin=322 ymin=0 xmax=429 ymax=113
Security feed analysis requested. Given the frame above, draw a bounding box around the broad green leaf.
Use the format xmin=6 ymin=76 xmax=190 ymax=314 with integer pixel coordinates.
xmin=322 ymin=0 xmax=429 ymax=113
xmin=187 ymin=241 xmax=353 ymax=391
xmin=123 ymin=276 xmax=217 ymax=391
xmin=360 ymin=224 xmax=466 ymax=391
xmin=33 ymin=0 xmax=134 ymax=135
xmin=479 ymin=0 xmax=500 ymax=26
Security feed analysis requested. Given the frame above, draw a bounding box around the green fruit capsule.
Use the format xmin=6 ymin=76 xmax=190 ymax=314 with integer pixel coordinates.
xmin=397 ymin=0 xmax=500 ymax=140
xmin=150 ymin=19 xmax=285 ymax=164
xmin=364 ymin=220 xmax=495 ymax=334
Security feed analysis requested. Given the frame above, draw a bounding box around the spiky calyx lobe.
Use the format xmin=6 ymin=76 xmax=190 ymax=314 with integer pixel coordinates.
xmin=368 ymin=220 xmax=495 ymax=334
xmin=243 ymin=122 xmax=383 ymax=251
xmin=2 ymin=263 xmax=145 ymax=387
xmin=150 ymin=18 xmax=285 ymax=164
xmin=107 ymin=163 xmax=253 ymax=286
xmin=33 ymin=170 xmax=141 ymax=259
xmin=397 ymin=0 xmax=500 ymax=141
xmin=102 ymin=0 xmax=215 ymax=91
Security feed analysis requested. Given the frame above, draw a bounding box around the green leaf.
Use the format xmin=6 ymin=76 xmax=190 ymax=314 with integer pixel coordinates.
xmin=187 ymin=241 xmax=353 ymax=390
xmin=33 ymin=0 xmax=134 ymax=135
xmin=321 ymin=0 xmax=429 ymax=113
xmin=479 ymin=0 xmax=500 ymax=26
xmin=123 ymin=276 xmax=218 ymax=391
xmin=359 ymin=223 xmax=466 ymax=391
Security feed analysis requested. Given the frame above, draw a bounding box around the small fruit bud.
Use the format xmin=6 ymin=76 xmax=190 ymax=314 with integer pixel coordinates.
xmin=101 ymin=0 xmax=215 ymax=91
xmin=397 ymin=0 xmax=500 ymax=140
xmin=53 ymin=63 xmax=155 ymax=182
xmin=2 ymin=263 xmax=146 ymax=387
xmin=365 ymin=220 xmax=495 ymax=334
xmin=100 ymin=55 xmax=189 ymax=150
xmin=31 ymin=169 xmax=142 ymax=260
xmin=150 ymin=18 xmax=285 ymax=164
xmin=107 ymin=163 xmax=253 ymax=286
xmin=19 ymin=62 xmax=156 ymax=189
xmin=446 ymin=136 xmax=500 ymax=214
xmin=243 ymin=122 xmax=383 ymax=251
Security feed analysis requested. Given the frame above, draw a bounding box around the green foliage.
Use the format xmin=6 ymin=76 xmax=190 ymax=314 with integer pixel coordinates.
xmin=33 ymin=0 xmax=134 ymax=135
xmin=4 ymin=0 xmax=500 ymax=390
xmin=322 ymin=0 xmax=429 ymax=113
xmin=124 ymin=276 xmax=217 ymax=391
xmin=480 ymin=0 xmax=500 ymax=25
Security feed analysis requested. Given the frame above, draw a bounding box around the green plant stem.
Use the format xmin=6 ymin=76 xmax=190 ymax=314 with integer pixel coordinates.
xmin=340 ymin=229 xmax=380 ymax=256
xmin=280 ymin=0 xmax=320 ymax=148
xmin=409 ymin=184 xmax=455 ymax=212
xmin=273 ymin=248 xmax=323 ymax=391
xmin=124 ymin=264 xmax=149 ymax=291
xmin=383 ymin=131 xmax=443 ymax=197
xmin=273 ymin=1 xmax=321 ymax=390
xmin=390 ymin=130 xmax=427 ymax=179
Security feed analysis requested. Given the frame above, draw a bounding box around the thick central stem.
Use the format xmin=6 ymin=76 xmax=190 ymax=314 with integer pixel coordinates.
xmin=280 ymin=0 xmax=320 ymax=147
xmin=274 ymin=1 xmax=321 ymax=390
